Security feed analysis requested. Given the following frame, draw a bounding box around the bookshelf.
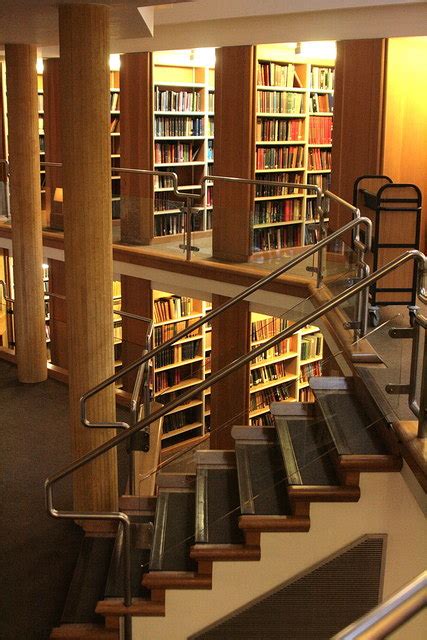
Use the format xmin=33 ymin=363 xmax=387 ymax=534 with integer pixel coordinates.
xmin=249 ymin=312 xmax=323 ymax=425
xmin=152 ymin=290 xmax=210 ymax=451
xmin=110 ymin=69 xmax=121 ymax=218
xmin=253 ymin=48 xmax=335 ymax=252
xmin=37 ymin=72 xmax=46 ymax=211
xmin=152 ymin=55 xmax=214 ymax=239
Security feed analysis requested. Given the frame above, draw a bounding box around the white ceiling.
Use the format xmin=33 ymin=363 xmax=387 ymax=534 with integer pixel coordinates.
xmin=0 ymin=0 xmax=425 ymax=52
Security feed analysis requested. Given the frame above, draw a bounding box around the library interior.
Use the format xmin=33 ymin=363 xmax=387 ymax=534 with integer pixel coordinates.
xmin=0 ymin=2 xmax=426 ymax=640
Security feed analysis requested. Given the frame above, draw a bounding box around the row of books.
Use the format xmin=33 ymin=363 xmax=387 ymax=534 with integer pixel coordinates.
xmin=207 ymin=140 xmax=214 ymax=161
xmin=251 ymin=413 xmax=276 ymax=426
xmin=250 ymin=362 xmax=291 ymax=387
xmin=311 ymin=66 xmax=334 ymax=91
xmin=154 ymin=142 xmax=202 ymax=164
xmin=307 ymin=148 xmax=332 ymax=171
xmin=154 ymin=213 xmax=185 ymax=236
xmin=308 ymin=116 xmax=333 ymax=144
xmin=206 ymin=186 xmax=213 ymax=206
xmin=250 ymin=338 xmax=292 ymax=362
xmin=110 ymin=92 xmax=120 ymax=111
xmin=256 ymin=145 xmax=304 ymax=170
xmin=307 ymin=172 xmax=332 ymax=191
xmin=251 ymin=317 xmax=288 ymax=342
xmin=255 ymin=172 xmax=304 ymax=197
xmin=155 ymin=116 xmax=204 ymax=137
xmin=253 ymin=226 xmax=302 ymax=251
xmin=299 ymin=387 xmax=315 ymax=402
xmin=154 ymin=321 xmax=201 ymax=344
xmin=154 ymin=193 xmax=183 ymax=212
xmin=208 ymin=118 xmax=214 ymax=136
xmin=38 ymin=116 xmax=44 ymax=134
xmin=306 ymin=199 xmax=328 ymax=222
xmin=257 ymin=90 xmax=304 ymax=114
xmin=163 ymin=407 xmax=201 ymax=434
xmin=154 ymin=173 xmax=175 ymax=189
xmin=153 ymin=295 xmax=197 ymax=322
xmin=155 ymin=88 xmax=202 ymax=112
xmin=155 ymin=342 xmax=200 ymax=368
xmin=110 ymin=117 xmax=120 ymax=133
xmin=155 ymin=369 xmax=202 ymax=395
xmin=257 ymin=61 xmax=299 ymax=88
xmin=256 ymin=118 xmax=304 ymax=142
xmin=208 ymin=92 xmax=215 ymax=112
xmin=300 ymin=333 xmax=323 ymax=360
xmin=299 ymin=361 xmax=322 ymax=384
xmin=309 ymin=92 xmax=333 ymax=113
xmin=254 ymin=199 xmax=303 ymax=225
xmin=250 ymin=382 xmax=292 ymax=411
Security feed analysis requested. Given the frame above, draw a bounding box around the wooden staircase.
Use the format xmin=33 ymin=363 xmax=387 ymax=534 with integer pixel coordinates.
xmin=50 ymin=376 xmax=403 ymax=639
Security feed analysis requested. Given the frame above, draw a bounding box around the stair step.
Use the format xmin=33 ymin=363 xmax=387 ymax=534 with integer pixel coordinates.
xmin=150 ymin=488 xmax=197 ymax=572
xmin=239 ymin=514 xmax=310 ymax=532
xmin=142 ymin=571 xmax=212 ymax=590
xmin=95 ymin=597 xmax=165 ymax=617
xmin=195 ymin=451 xmax=244 ymax=545
xmin=190 ymin=543 xmax=261 ymax=562
xmin=50 ymin=623 xmax=118 ymax=639
xmin=232 ymin=427 xmax=292 ymax=517
xmin=310 ymin=377 xmax=392 ymax=457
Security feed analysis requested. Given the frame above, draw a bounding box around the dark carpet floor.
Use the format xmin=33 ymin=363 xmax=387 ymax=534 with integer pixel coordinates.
xmin=0 ymin=361 xmax=130 ymax=640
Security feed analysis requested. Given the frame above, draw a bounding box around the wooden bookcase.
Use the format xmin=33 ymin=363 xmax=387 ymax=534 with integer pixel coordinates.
xmin=110 ymin=69 xmax=121 ymax=218
xmin=249 ymin=313 xmax=323 ymax=425
xmin=36 ymin=72 xmax=46 ymax=213
xmin=253 ymin=47 xmax=334 ymax=252
xmin=152 ymin=57 xmax=214 ymax=238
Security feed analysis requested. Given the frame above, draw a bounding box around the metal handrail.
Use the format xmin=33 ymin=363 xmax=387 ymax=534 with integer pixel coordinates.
xmin=80 ymin=213 xmax=372 ymax=432
xmin=45 ymin=248 xmax=426 ymax=620
xmin=331 ymin=571 xmax=427 ymax=639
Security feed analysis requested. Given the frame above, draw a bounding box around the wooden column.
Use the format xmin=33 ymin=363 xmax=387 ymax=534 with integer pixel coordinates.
xmin=330 ymin=39 xmax=386 ymax=231
xmin=120 ymin=52 xmax=154 ymax=244
xmin=210 ymin=295 xmax=250 ymax=449
xmin=5 ymin=44 xmax=47 ymax=383
xmin=120 ymin=275 xmax=152 ymax=392
xmin=213 ymin=46 xmax=256 ymax=263
xmin=59 ymin=4 xmax=117 ymax=515
xmin=44 ymin=58 xmax=63 ymax=230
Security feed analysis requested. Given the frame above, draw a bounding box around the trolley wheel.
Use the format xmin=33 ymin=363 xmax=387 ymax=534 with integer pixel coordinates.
xmin=369 ymin=307 xmax=380 ymax=328
xmin=408 ymin=306 xmax=419 ymax=328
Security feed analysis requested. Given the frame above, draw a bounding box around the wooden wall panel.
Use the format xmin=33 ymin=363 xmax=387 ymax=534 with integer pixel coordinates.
xmin=212 ymin=46 xmax=256 ymax=262
xmin=120 ymin=52 xmax=154 ymax=244
xmin=210 ymin=294 xmax=250 ymax=449
xmin=330 ymin=39 xmax=386 ymax=231
xmin=382 ymin=37 xmax=427 ymax=253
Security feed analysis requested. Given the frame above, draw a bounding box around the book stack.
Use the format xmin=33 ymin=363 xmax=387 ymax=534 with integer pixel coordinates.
xmin=255 ymin=172 xmax=303 ymax=197
xmin=256 ymin=146 xmax=304 ymax=170
xmin=154 ymin=142 xmax=201 ymax=164
xmin=309 ymin=93 xmax=333 ymax=113
xmin=307 ymin=148 xmax=331 ymax=171
xmin=257 ymin=61 xmax=296 ymax=87
xmin=254 ymin=199 xmax=302 ymax=225
xmin=250 ymin=361 xmax=290 ymax=387
xmin=256 ymin=118 xmax=304 ymax=142
xmin=309 ymin=116 xmax=333 ymax=144
xmin=299 ymin=361 xmax=322 ymax=384
xmin=155 ymin=116 xmax=204 ymax=137
xmin=300 ymin=333 xmax=323 ymax=360
xmin=311 ymin=66 xmax=334 ymax=90
xmin=253 ymin=225 xmax=301 ymax=251
xmin=155 ymin=88 xmax=202 ymax=112
xmin=257 ymin=91 xmax=303 ymax=114
xmin=154 ymin=295 xmax=195 ymax=322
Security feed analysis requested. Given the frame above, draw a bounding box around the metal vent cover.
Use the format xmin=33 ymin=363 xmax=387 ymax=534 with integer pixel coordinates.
xmin=191 ymin=535 xmax=386 ymax=640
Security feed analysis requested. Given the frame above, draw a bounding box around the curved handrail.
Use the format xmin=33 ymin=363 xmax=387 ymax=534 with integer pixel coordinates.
xmin=45 ymin=249 xmax=426 ymax=613
xmin=331 ymin=571 xmax=427 ymax=639
xmin=80 ymin=214 xmax=372 ymax=431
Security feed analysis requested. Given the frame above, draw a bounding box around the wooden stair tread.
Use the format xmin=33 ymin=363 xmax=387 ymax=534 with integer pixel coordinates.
xmin=239 ymin=514 xmax=310 ymax=532
xmin=143 ymin=571 xmax=212 ymax=590
xmin=190 ymin=544 xmax=261 ymax=561
xmin=287 ymin=484 xmax=360 ymax=502
xmin=337 ymin=453 xmax=402 ymax=471
xmin=95 ymin=597 xmax=165 ymax=617
xmin=50 ymin=624 xmax=118 ymax=639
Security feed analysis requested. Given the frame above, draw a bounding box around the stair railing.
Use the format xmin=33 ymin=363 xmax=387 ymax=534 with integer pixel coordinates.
xmin=331 ymin=570 xmax=427 ymax=639
xmin=45 ymin=248 xmax=426 ymax=628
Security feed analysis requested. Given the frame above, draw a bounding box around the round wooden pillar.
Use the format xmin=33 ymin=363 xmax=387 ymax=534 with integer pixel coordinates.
xmin=5 ymin=44 xmax=47 ymax=383
xmin=59 ymin=4 xmax=118 ymax=515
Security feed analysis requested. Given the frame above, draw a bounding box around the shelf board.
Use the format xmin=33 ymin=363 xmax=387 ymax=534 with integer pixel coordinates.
xmin=300 ymin=355 xmax=323 ymax=366
xmin=154 ymin=111 xmax=205 ymax=116
xmin=257 ymin=112 xmax=305 ymax=118
xmin=250 ymin=351 xmax=298 ymax=370
xmin=250 ymin=373 xmax=298 ymax=393
xmin=155 ymin=184 xmax=201 ymax=192
xmin=300 ymin=325 xmax=320 ymax=336
xmin=154 ymin=136 xmax=205 ymax=141
xmin=254 ymin=194 xmax=304 ymax=201
xmin=155 ymin=376 xmax=204 ymax=396
xmin=110 ymin=110 xmax=120 ymax=115
xmin=111 ymin=154 xmax=121 ymax=158
xmin=255 ymin=167 xmax=304 ymax=173
xmin=163 ymin=399 xmax=203 ymax=416
xmin=173 ymin=334 xmax=203 ymax=345
xmin=310 ymin=88 xmax=334 ymax=94
xmin=299 ymin=381 xmax=310 ymax=389
xmin=162 ymin=422 xmax=203 ymax=441
xmin=309 ymin=111 xmax=333 ymax=116
xmin=155 ymin=356 xmax=204 ymax=373
xmin=257 ymin=85 xmax=306 ymax=93
xmin=307 ymin=169 xmax=331 ymax=174
xmin=110 ymin=132 xmax=120 ymax=136
xmin=154 ymin=313 xmax=203 ymax=326
xmin=154 ymin=162 xmax=206 ymax=167
xmin=154 ymin=209 xmax=182 ymax=215
xmin=308 ymin=143 xmax=332 ymax=148
xmin=253 ymin=220 xmax=303 ymax=229
xmin=110 ymin=87 xmax=120 ymax=92
xmin=155 ymin=81 xmax=205 ymax=88
xmin=256 ymin=140 xmax=305 ymax=146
